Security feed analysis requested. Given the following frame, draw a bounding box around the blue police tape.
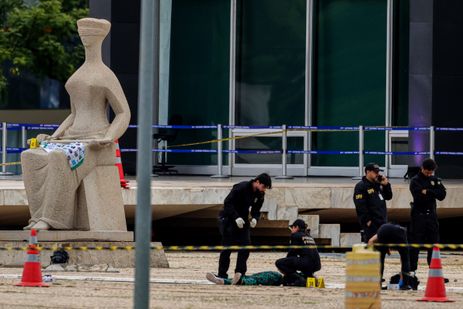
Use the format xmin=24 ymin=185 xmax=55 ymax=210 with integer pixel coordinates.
xmin=0 ymin=147 xmax=26 ymax=154
xmin=364 ymin=126 xmax=431 ymax=131
xmin=435 ymin=151 xmax=463 ymax=156
xmin=5 ymin=122 xmax=463 ymax=132
xmin=224 ymin=125 xmax=283 ymax=129
xmin=5 ymin=123 xmax=22 ymax=131
xmin=288 ymin=125 xmax=359 ymax=131
xmin=120 ymin=148 xmax=282 ymax=154
xmin=118 ymin=148 xmax=463 ymax=156
xmin=225 ymin=149 xmax=282 ymax=154
xmin=364 ymin=151 xmax=430 ymax=156
xmin=288 ymin=150 xmax=359 ymax=155
xmin=436 ymin=128 xmax=463 ymax=132
xmin=1 ymin=146 xmax=462 ymax=157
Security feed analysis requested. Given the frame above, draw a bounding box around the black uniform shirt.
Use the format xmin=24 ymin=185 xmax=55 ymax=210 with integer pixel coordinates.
xmin=410 ymin=172 xmax=446 ymax=213
xmin=353 ymin=176 xmax=393 ymax=228
xmin=220 ymin=180 xmax=264 ymax=224
xmin=287 ymin=232 xmax=321 ymax=272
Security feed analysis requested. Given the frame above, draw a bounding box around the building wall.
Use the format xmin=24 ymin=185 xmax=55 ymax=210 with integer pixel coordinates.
xmin=89 ymin=0 xmax=463 ymax=178
xmin=432 ymin=0 xmax=463 ymax=177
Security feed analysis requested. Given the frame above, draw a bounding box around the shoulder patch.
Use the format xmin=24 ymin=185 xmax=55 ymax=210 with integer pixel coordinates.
xmin=355 ymin=194 xmax=363 ymax=200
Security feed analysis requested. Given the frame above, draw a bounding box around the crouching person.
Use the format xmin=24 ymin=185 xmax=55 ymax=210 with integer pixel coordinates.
xmin=368 ymin=223 xmax=419 ymax=290
xmin=276 ymin=219 xmax=321 ymax=286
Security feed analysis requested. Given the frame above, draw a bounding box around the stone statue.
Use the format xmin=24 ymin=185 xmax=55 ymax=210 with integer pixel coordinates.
xmin=21 ymin=18 xmax=131 ymax=231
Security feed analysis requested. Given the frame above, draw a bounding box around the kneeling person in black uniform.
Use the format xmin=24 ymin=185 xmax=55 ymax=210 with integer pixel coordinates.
xmin=276 ymin=219 xmax=321 ymax=286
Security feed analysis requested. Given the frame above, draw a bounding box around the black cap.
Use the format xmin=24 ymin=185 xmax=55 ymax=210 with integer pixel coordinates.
xmin=289 ymin=219 xmax=307 ymax=230
xmin=365 ymin=163 xmax=383 ymax=173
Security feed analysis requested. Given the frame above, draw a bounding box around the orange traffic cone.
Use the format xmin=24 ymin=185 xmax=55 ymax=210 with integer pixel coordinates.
xmin=418 ymin=246 xmax=453 ymax=302
xmin=115 ymin=139 xmax=129 ymax=189
xmin=16 ymin=229 xmax=49 ymax=287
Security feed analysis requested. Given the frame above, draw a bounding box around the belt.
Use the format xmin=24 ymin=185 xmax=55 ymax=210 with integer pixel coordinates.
xmin=413 ymin=209 xmax=435 ymax=216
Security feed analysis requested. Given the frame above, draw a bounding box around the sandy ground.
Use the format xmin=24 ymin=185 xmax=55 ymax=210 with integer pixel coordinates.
xmin=0 ymin=251 xmax=462 ymax=308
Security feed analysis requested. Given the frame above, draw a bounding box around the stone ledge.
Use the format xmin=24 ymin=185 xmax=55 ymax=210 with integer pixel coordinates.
xmin=0 ymin=241 xmax=168 ymax=268
xmin=0 ymin=230 xmax=134 ymax=242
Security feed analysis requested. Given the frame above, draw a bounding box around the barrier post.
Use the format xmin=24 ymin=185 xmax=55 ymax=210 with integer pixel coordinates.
xmin=211 ymin=124 xmax=229 ymax=178
xmin=0 ymin=122 xmax=13 ymax=176
xmin=429 ymin=125 xmax=435 ymax=160
xmin=276 ymin=124 xmax=293 ymax=179
xmin=352 ymin=125 xmax=364 ymax=180
xmin=21 ymin=125 xmax=27 ymax=149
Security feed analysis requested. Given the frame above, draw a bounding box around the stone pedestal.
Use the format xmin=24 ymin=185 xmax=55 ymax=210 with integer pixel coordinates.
xmin=0 ymin=231 xmax=169 ymax=268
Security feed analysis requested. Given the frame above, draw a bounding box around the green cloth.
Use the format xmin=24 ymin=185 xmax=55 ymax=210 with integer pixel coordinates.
xmin=224 ymin=271 xmax=283 ymax=286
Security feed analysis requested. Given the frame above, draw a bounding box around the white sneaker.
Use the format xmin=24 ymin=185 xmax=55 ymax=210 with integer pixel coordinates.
xmin=206 ymin=272 xmax=224 ymax=285
xmin=231 ymin=272 xmax=242 ymax=285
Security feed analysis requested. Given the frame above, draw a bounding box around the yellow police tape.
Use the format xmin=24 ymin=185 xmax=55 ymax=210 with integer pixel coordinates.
xmin=0 ymin=243 xmax=462 ymax=252
xmin=0 ymin=161 xmax=21 ymax=167
xmin=166 ymin=130 xmax=284 ymax=149
xmin=0 ymin=130 xmax=284 ymax=167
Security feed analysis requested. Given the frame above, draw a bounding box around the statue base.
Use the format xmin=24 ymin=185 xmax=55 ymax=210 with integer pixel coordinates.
xmin=0 ymin=231 xmax=169 ymax=268
xmin=0 ymin=230 xmax=134 ymax=242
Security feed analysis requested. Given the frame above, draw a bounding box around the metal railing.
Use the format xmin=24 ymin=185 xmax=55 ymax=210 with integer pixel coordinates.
xmin=2 ymin=122 xmax=463 ymax=177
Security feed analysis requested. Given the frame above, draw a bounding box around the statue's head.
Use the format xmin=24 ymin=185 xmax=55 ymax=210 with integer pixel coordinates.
xmin=77 ymin=18 xmax=111 ymax=47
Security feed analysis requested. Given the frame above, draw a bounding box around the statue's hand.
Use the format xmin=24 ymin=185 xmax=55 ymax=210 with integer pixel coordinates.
xmin=31 ymin=134 xmax=51 ymax=144
xmin=88 ymin=139 xmax=113 ymax=149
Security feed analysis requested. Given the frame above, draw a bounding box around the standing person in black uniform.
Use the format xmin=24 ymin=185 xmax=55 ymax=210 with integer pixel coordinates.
xmin=275 ymin=219 xmax=321 ymax=286
xmin=353 ymin=163 xmax=393 ymax=277
xmin=409 ymin=158 xmax=446 ymax=273
xmin=211 ymin=173 xmax=272 ymax=280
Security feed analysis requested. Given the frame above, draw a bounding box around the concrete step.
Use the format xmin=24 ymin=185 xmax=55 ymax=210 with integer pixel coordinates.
xmin=340 ymin=233 xmax=361 ymax=247
xmin=319 ymin=223 xmax=341 ymax=247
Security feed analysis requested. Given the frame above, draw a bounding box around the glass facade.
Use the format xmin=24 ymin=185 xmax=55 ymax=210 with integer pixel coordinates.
xmin=168 ymin=0 xmax=230 ymax=165
xmin=167 ymin=0 xmax=406 ymax=170
xmin=141 ymin=0 xmax=411 ymax=173
xmin=235 ymin=0 xmax=306 ymax=126
xmin=312 ymin=0 xmax=387 ymax=167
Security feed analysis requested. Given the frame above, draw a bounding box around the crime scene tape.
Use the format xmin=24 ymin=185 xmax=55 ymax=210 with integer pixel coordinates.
xmin=0 ymin=161 xmax=21 ymax=167
xmin=1 ymin=243 xmax=463 ymax=252
xmin=165 ymin=130 xmax=284 ymax=149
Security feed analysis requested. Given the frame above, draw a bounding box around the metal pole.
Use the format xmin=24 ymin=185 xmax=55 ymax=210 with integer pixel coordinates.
xmin=353 ymin=125 xmax=364 ymax=179
xmin=385 ymin=128 xmax=390 ymax=177
xmin=134 ymin=0 xmax=157 ymax=308
xmin=211 ymin=124 xmax=229 ymax=178
xmin=228 ymin=0 xmax=237 ymax=177
xmin=429 ymin=126 xmax=435 ymax=160
xmin=385 ymin=0 xmax=393 ymax=177
xmin=304 ymin=0 xmax=314 ymax=177
xmin=1 ymin=122 xmax=7 ymax=175
xmin=21 ymin=126 xmax=27 ymax=149
xmin=276 ymin=125 xmax=293 ymax=179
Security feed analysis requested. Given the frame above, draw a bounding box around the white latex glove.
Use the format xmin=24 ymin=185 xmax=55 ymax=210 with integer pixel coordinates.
xmin=250 ymin=218 xmax=257 ymax=228
xmin=235 ymin=217 xmax=245 ymax=229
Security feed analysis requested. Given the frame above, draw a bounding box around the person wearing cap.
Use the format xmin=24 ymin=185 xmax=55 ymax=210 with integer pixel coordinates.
xmin=353 ymin=163 xmax=393 ymax=243
xmin=409 ymin=158 xmax=446 ymax=274
xmin=275 ymin=219 xmax=321 ymax=286
xmin=353 ymin=162 xmax=392 ymax=282
xmin=214 ymin=173 xmax=272 ymax=280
